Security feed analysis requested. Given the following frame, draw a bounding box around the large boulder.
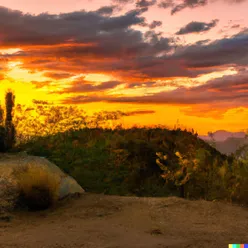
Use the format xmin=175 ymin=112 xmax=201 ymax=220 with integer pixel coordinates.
xmin=0 ymin=153 xmax=85 ymax=211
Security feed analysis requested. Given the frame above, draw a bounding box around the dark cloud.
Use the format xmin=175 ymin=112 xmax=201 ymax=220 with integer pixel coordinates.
xmin=194 ymin=39 xmax=211 ymax=45
xmin=3 ymin=27 xmax=186 ymax=80
xmin=56 ymin=80 xmax=121 ymax=94
xmin=31 ymin=81 xmax=53 ymax=89
xmin=158 ymin=0 xmax=174 ymax=8
xmin=100 ymin=9 xmax=147 ymax=30
xmin=32 ymin=99 xmax=51 ymax=105
xmin=149 ymin=20 xmax=162 ymax=29
xmin=171 ymin=0 xmax=207 ymax=15
xmin=0 ymin=6 xmax=146 ymax=47
xmin=125 ymin=81 xmax=158 ymax=88
xmin=96 ymin=5 xmax=117 ymax=16
xmin=124 ymin=80 xmax=189 ymax=88
xmin=1 ymin=6 xmax=247 ymax=87
xmin=231 ymin=24 xmax=241 ymax=29
xmin=0 ymin=6 xmax=218 ymax=81
xmin=124 ymin=110 xmax=156 ymax=115
xmin=112 ymin=0 xmax=134 ymax=4
xmin=9 ymin=46 xmax=216 ymax=80
xmin=44 ymin=72 xmax=75 ymax=80
xmin=6 ymin=26 xmax=246 ymax=81
xmin=136 ymin=0 xmax=157 ymax=8
xmin=12 ymin=30 xmax=173 ymax=60
xmin=158 ymin=0 xmax=246 ymax=14
xmin=158 ymin=0 xmax=207 ymax=14
xmin=171 ymin=28 xmax=248 ymax=68
xmin=176 ymin=19 xmax=219 ymax=35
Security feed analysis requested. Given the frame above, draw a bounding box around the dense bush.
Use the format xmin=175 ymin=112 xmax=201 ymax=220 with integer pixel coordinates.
xmin=156 ymin=144 xmax=248 ymax=205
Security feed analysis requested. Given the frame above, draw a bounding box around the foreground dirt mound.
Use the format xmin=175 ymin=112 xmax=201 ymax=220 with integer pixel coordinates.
xmin=1 ymin=193 xmax=248 ymax=248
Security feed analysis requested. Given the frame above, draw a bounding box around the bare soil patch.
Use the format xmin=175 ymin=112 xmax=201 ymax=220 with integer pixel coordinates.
xmin=1 ymin=193 xmax=248 ymax=248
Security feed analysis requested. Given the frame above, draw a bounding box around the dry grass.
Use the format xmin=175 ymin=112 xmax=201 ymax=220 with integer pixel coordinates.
xmin=13 ymin=163 xmax=61 ymax=211
xmin=0 ymin=177 xmax=19 ymax=217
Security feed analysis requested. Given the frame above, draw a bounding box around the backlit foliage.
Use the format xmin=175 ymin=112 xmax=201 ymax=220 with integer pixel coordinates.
xmin=13 ymin=100 xmax=127 ymax=144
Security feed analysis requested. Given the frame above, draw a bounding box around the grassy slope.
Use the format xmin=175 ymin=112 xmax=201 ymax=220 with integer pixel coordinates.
xmin=13 ymin=127 xmax=233 ymax=198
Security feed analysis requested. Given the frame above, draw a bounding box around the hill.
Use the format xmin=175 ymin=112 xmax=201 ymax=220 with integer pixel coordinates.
xmin=14 ymin=127 xmax=233 ymax=198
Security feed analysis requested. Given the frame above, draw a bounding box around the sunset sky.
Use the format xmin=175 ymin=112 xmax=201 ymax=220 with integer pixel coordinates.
xmin=0 ymin=0 xmax=248 ymax=135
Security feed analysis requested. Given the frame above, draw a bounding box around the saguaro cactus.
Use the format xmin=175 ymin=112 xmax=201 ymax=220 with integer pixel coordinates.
xmin=4 ymin=89 xmax=16 ymax=150
xmin=0 ymin=104 xmax=5 ymax=152
xmin=0 ymin=105 xmax=3 ymax=124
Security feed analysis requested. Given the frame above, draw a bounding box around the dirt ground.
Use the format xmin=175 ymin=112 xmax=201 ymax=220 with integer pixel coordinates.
xmin=1 ymin=193 xmax=248 ymax=248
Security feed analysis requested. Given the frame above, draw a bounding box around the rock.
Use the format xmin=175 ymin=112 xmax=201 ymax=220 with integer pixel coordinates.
xmin=0 ymin=153 xmax=85 ymax=210
xmin=0 ymin=214 xmax=13 ymax=222
xmin=59 ymin=176 xmax=85 ymax=199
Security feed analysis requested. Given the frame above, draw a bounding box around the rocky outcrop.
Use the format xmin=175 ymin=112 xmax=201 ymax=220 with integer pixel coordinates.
xmin=0 ymin=153 xmax=85 ymax=213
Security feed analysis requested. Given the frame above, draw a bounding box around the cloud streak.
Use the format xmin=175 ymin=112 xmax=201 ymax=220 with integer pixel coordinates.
xmin=176 ymin=19 xmax=219 ymax=35
xmin=61 ymin=71 xmax=248 ymax=119
xmin=56 ymin=80 xmax=122 ymax=94
xmin=158 ymin=0 xmax=246 ymax=14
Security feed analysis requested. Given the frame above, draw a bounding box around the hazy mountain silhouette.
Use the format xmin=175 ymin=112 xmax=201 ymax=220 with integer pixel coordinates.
xmin=199 ymin=130 xmax=248 ymax=155
xmin=199 ymin=130 xmax=246 ymax=142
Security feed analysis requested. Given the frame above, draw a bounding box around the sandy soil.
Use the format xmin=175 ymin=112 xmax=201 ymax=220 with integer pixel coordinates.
xmin=1 ymin=193 xmax=248 ymax=248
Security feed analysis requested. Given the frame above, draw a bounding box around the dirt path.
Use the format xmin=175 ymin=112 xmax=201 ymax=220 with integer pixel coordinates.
xmin=1 ymin=193 xmax=248 ymax=248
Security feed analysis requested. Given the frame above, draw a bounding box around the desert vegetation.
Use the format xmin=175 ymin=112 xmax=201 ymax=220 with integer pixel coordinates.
xmin=1 ymin=89 xmax=248 ymax=212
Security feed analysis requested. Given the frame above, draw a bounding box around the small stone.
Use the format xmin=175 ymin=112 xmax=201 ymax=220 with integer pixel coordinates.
xmin=0 ymin=214 xmax=12 ymax=222
xmin=150 ymin=228 xmax=163 ymax=235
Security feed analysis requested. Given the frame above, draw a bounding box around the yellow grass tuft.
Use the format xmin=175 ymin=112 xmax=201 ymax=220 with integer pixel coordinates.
xmin=14 ymin=163 xmax=61 ymax=211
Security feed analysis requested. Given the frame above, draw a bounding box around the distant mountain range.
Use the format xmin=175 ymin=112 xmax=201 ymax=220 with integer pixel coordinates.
xmin=199 ymin=130 xmax=247 ymax=142
xmin=198 ymin=130 xmax=248 ymax=156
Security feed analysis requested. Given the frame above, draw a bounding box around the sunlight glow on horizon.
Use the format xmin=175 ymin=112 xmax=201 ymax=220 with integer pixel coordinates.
xmin=0 ymin=60 xmax=246 ymax=135
xmin=0 ymin=1 xmax=247 ymax=135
